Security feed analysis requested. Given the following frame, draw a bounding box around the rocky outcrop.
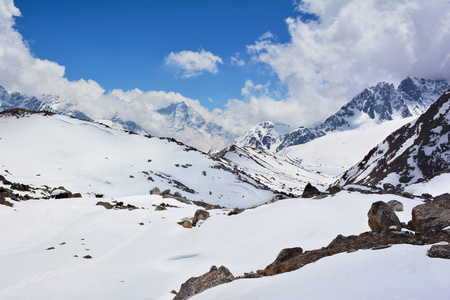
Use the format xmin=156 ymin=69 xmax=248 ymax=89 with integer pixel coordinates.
xmin=173 ymin=265 xmax=235 ymax=300
xmin=192 ymin=209 xmax=210 ymax=226
xmin=386 ymin=200 xmax=404 ymax=212
xmin=368 ymin=201 xmax=402 ymax=233
xmin=412 ymin=193 xmax=450 ymax=234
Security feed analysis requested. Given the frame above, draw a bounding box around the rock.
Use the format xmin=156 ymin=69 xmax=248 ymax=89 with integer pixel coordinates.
xmin=155 ymin=205 xmax=167 ymax=211
xmin=383 ymin=183 xmax=395 ymax=192
xmin=96 ymin=201 xmax=113 ymax=209
xmin=412 ymin=193 xmax=450 ymax=234
xmin=50 ymin=187 xmax=73 ymax=199
xmin=95 ymin=194 xmax=104 ymax=198
xmin=174 ymin=191 xmax=182 ymax=198
xmin=302 ymin=183 xmax=322 ymax=198
xmin=228 ymin=208 xmax=245 ymax=216
xmin=173 ymin=265 xmax=235 ymax=300
xmin=427 ymin=243 xmax=450 ymax=259
xmin=386 ymin=200 xmax=404 ymax=212
xmin=73 ymin=193 xmax=82 ymax=198
xmin=327 ymin=185 xmax=342 ymax=194
xmin=178 ymin=220 xmax=192 ymax=228
xmin=150 ymin=187 xmax=161 ymax=195
xmin=271 ymin=247 xmax=303 ymax=266
xmin=367 ymin=201 xmax=402 ymax=233
xmin=192 ymin=209 xmax=210 ymax=226
xmin=161 ymin=189 xmax=171 ymax=196
xmin=83 ymin=255 xmax=92 ymax=259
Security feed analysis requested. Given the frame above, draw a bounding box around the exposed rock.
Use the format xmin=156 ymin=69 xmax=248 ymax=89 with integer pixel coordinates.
xmin=327 ymin=185 xmax=342 ymax=194
xmin=386 ymin=200 xmax=404 ymax=212
xmin=0 ymin=196 xmax=14 ymax=207
xmin=96 ymin=201 xmax=113 ymax=209
xmin=155 ymin=205 xmax=167 ymax=211
xmin=50 ymin=187 xmax=73 ymax=199
xmin=268 ymin=247 xmax=303 ymax=268
xmin=83 ymin=255 xmax=92 ymax=259
xmin=150 ymin=187 xmax=161 ymax=195
xmin=73 ymin=193 xmax=82 ymax=198
xmin=173 ymin=265 xmax=235 ymax=300
xmin=178 ymin=220 xmax=192 ymax=228
xmin=412 ymin=193 xmax=450 ymax=234
xmin=161 ymin=189 xmax=171 ymax=196
xmin=228 ymin=208 xmax=245 ymax=216
xmin=367 ymin=201 xmax=402 ymax=233
xmin=302 ymin=183 xmax=322 ymax=198
xmin=192 ymin=209 xmax=210 ymax=227
xmin=427 ymin=243 xmax=450 ymax=259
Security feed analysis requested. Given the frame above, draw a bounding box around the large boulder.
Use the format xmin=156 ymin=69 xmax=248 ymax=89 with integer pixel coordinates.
xmin=192 ymin=209 xmax=210 ymax=227
xmin=174 ymin=265 xmax=235 ymax=300
xmin=412 ymin=193 xmax=450 ymax=234
xmin=302 ymin=183 xmax=322 ymax=198
xmin=368 ymin=201 xmax=402 ymax=233
xmin=427 ymin=244 xmax=450 ymax=259
xmin=386 ymin=200 xmax=404 ymax=212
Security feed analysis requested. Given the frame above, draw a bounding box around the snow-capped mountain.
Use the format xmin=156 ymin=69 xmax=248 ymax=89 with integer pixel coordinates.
xmin=0 ymin=87 xmax=235 ymax=151
xmin=232 ymin=121 xmax=292 ymax=152
xmin=339 ymin=88 xmax=450 ymax=187
xmin=157 ymin=101 xmax=236 ymax=141
xmin=233 ymin=77 xmax=450 ymax=152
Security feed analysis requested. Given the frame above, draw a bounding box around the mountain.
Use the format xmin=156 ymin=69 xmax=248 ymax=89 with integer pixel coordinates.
xmin=232 ymin=121 xmax=292 ymax=152
xmin=339 ymin=88 xmax=450 ymax=187
xmin=0 ymin=87 xmax=236 ymax=151
xmin=233 ymin=77 xmax=450 ymax=152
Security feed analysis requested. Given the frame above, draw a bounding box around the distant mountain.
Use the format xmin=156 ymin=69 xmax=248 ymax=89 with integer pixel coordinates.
xmin=232 ymin=77 xmax=450 ymax=152
xmin=157 ymin=101 xmax=236 ymax=140
xmin=339 ymin=88 xmax=450 ymax=187
xmin=233 ymin=121 xmax=292 ymax=152
xmin=0 ymin=87 xmax=235 ymax=150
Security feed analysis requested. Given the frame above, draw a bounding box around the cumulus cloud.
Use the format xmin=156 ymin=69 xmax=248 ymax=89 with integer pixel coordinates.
xmin=165 ymin=49 xmax=223 ymax=78
xmin=245 ymin=0 xmax=450 ymax=126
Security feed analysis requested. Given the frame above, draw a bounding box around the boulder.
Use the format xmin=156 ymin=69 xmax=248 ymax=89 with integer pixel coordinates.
xmin=367 ymin=201 xmax=402 ymax=233
xmin=50 ymin=187 xmax=73 ymax=199
xmin=412 ymin=193 xmax=450 ymax=234
xmin=150 ymin=187 xmax=161 ymax=195
xmin=327 ymin=185 xmax=343 ymax=194
xmin=96 ymin=201 xmax=113 ymax=209
xmin=161 ymin=189 xmax=171 ymax=196
xmin=271 ymin=247 xmax=303 ymax=266
xmin=174 ymin=265 xmax=235 ymax=300
xmin=178 ymin=220 xmax=192 ymax=228
xmin=386 ymin=200 xmax=403 ymax=212
xmin=192 ymin=209 xmax=210 ymax=226
xmin=302 ymin=183 xmax=322 ymax=198
xmin=427 ymin=244 xmax=450 ymax=259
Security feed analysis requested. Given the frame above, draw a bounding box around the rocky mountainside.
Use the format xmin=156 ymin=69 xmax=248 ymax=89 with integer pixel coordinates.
xmin=233 ymin=77 xmax=450 ymax=152
xmin=339 ymin=88 xmax=450 ymax=187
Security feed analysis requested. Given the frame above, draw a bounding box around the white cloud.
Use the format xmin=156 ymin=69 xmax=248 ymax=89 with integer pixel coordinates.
xmin=231 ymin=52 xmax=245 ymax=66
xmin=246 ymin=0 xmax=450 ymax=126
xmin=165 ymin=49 xmax=223 ymax=78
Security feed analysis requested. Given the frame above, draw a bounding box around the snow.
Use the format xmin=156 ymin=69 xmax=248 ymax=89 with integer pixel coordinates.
xmin=280 ymin=117 xmax=415 ymax=176
xmin=405 ymin=173 xmax=450 ymax=196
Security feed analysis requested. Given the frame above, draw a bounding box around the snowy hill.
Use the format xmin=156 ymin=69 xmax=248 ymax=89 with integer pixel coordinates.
xmin=0 ymin=109 xmax=274 ymax=208
xmin=340 ymin=88 xmax=450 ymax=187
xmin=233 ymin=77 xmax=449 ymax=152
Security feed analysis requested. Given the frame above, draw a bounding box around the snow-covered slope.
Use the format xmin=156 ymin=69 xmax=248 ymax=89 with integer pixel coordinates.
xmin=0 ymin=110 xmax=274 ymax=208
xmin=232 ymin=77 xmax=449 ymax=153
xmin=340 ymin=89 xmax=450 ymax=187
xmin=233 ymin=121 xmax=292 ymax=152
xmin=280 ymin=117 xmax=416 ymax=176
xmin=217 ymin=145 xmax=335 ymax=196
xmin=2 ymin=190 xmax=446 ymax=300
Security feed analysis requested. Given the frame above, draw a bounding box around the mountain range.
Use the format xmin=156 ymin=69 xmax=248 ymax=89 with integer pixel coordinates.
xmin=234 ymin=77 xmax=450 ymax=152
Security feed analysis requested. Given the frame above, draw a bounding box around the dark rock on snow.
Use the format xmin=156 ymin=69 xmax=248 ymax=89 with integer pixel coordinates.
xmin=173 ymin=265 xmax=235 ymax=300
xmin=427 ymin=243 xmax=450 ymax=259
xmin=192 ymin=209 xmax=210 ymax=227
xmin=367 ymin=201 xmax=402 ymax=233
xmin=386 ymin=200 xmax=404 ymax=212
xmin=412 ymin=193 xmax=450 ymax=234
xmin=302 ymin=183 xmax=322 ymax=198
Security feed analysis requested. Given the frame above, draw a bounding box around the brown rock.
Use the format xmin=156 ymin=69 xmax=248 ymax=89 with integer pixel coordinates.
xmin=367 ymin=201 xmax=402 ymax=233
xmin=427 ymin=243 xmax=450 ymax=259
xmin=412 ymin=193 xmax=450 ymax=234
xmin=192 ymin=209 xmax=210 ymax=226
xmin=173 ymin=265 xmax=235 ymax=300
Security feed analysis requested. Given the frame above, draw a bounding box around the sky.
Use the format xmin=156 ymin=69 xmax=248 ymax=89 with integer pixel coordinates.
xmin=1 ymin=0 xmax=450 ymax=148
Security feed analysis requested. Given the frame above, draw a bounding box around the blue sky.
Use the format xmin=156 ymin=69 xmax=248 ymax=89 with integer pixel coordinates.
xmin=14 ymin=0 xmax=300 ymax=110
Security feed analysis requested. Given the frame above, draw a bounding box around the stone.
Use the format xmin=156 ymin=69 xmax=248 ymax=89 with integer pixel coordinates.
xmin=192 ymin=209 xmax=210 ymax=227
xmin=155 ymin=205 xmax=167 ymax=211
xmin=150 ymin=187 xmax=161 ymax=195
xmin=367 ymin=201 xmax=402 ymax=233
xmin=161 ymin=189 xmax=171 ymax=196
xmin=302 ymin=183 xmax=322 ymax=198
xmin=427 ymin=244 xmax=450 ymax=259
xmin=386 ymin=200 xmax=404 ymax=212
xmin=96 ymin=201 xmax=113 ymax=209
xmin=327 ymin=185 xmax=342 ymax=194
xmin=83 ymin=255 xmax=92 ymax=259
xmin=50 ymin=187 xmax=73 ymax=199
xmin=271 ymin=247 xmax=303 ymax=266
xmin=412 ymin=193 xmax=450 ymax=234
xmin=173 ymin=265 xmax=235 ymax=300
xmin=178 ymin=220 xmax=192 ymax=228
